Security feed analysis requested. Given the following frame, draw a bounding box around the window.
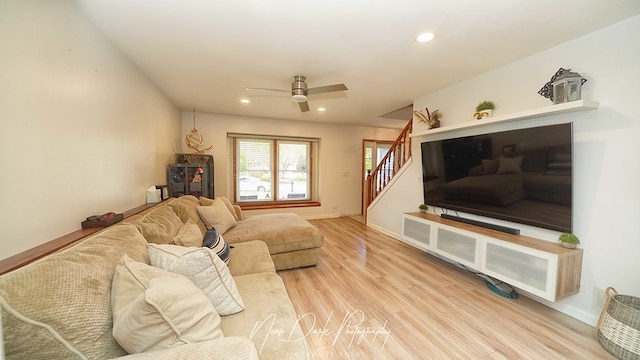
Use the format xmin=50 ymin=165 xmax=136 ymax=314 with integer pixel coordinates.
xmin=228 ymin=134 xmax=319 ymax=206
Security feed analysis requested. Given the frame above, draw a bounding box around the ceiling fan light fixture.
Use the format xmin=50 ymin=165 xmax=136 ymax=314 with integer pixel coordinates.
xmin=291 ymin=94 xmax=307 ymax=103
xmin=416 ymin=32 xmax=435 ymax=43
xmin=291 ymin=87 xmax=307 ymax=102
xmin=247 ymin=75 xmax=346 ymax=112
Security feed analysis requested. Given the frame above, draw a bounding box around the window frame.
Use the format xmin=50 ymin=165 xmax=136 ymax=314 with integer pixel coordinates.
xmin=228 ymin=133 xmax=320 ymax=209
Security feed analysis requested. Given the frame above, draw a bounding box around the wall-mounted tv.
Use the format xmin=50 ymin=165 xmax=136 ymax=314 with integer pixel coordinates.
xmin=421 ymin=123 xmax=572 ymax=233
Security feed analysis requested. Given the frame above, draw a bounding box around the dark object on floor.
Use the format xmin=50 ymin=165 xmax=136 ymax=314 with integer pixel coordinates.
xmin=485 ymin=280 xmax=519 ymax=299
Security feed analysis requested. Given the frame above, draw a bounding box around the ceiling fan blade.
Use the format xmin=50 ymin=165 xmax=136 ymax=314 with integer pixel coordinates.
xmin=307 ymin=83 xmax=348 ymax=95
xmin=245 ymin=87 xmax=290 ymax=93
xmin=298 ymin=101 xmax=310 ymax=112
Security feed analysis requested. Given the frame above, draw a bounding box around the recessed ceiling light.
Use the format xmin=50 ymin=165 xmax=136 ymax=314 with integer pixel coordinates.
xmin=240 ymin=98 xmax=250 ymax=104
xmin=415 ymin=32 xmax=435 ymax=43
xmin=317 ymin=107 xmax=326 ymax=112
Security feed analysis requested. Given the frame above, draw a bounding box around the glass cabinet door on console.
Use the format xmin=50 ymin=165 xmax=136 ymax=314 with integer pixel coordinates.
xmin=401 ymin=215 xmax=432 ymax=251
xmin=482 ymin=239 xmax=555 ymax=300
xmin=433 ymin=225 xmax=481 ymax=269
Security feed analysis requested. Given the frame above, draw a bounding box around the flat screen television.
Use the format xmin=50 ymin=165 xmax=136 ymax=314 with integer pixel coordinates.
xmin=421 ymin=123 xmax=572 ymax=233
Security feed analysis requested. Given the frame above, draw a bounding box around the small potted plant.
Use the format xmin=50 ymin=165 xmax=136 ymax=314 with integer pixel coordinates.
xmin=559 ymin=233 xmax=580 ymax=249
xmin=418 ymin=204 xmax=428 ymax=213
xmin=474 ymin=101 xmax=495 ymax=119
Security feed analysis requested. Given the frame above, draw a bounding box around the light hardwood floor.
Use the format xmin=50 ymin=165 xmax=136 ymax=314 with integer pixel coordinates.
xmin=279 ymin=217 xmax=613 ymax=359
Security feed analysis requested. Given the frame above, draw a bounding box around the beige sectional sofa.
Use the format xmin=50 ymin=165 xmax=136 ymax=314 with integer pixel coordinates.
xmin=0 ymin=197 xmax=320 ymax=359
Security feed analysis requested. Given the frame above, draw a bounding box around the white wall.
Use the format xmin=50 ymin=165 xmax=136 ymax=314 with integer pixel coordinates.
xmin=369 ymin=15 xmax=640 ymax=325
xmin=0 ymin=0 xmax=181 ymax=260
xmin=180 ymin=112 xmax=401 ymax=218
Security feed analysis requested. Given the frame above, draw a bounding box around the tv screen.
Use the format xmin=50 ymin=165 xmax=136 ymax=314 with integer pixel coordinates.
xmin=421 ymin=123 xmax=572 ymax=232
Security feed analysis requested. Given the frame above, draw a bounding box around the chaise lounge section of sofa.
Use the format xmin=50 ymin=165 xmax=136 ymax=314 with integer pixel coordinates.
xmin=197 ymin=196 xmax=324 ymax=270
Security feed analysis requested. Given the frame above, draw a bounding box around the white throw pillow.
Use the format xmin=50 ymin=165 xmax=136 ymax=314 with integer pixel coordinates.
xmin=197 ymin=199 xmax=237 ymax=234
xmin=111 ymin=255 xmax=223 ymax=354
xmin=148 ymin=244 xmax=245 ymax=315
xmin=173 ymin=219 xmax=203 ymax=247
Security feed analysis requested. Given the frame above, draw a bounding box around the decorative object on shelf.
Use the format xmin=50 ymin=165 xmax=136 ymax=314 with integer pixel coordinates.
xmin=185 ymin=108 xmax=213 ymax=154
xmin=474 ymin=101 xmax=495 ymax=120
xmin=413 ymin=107 xmax=441 ymax=129
xmin=538 ymin=68 xmax=587 ymax=104
xmin=552 ymin=71 xmax=586 ymax=104
xmin=156 ymin=185 xmax=170 ymax=200
xmin=145 ymin=186 xmax=162 ymax=204
xmin=595 ymin=287 xmax=640 ymax=360
xmin=192 ymin=167 xmax=203 ymax=183
xmin=418 ymin=204 xmax=428 ymax=213
xmin=558 ymin=232 xmax=580 ymax=249
xmin=81 ymin=212 xmax=124 ymax=229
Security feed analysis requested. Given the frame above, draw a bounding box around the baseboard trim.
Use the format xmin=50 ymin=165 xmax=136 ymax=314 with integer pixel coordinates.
xmin=366 ymin=223 xmax=401 ymax=240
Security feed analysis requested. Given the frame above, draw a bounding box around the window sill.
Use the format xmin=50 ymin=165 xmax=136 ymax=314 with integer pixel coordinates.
xmin=239 ymin=201 xmax=321 ymax=211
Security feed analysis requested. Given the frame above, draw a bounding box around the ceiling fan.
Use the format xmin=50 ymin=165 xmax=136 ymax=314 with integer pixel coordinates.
xmin=245 ymin=75 xmax=348 ymax=112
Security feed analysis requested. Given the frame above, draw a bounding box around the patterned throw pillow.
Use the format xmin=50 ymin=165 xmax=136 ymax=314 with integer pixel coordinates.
xmin=147 ymin=244 xmax=244 ymax=315
xmin=203 ymin=227 xmax=230 ymax=264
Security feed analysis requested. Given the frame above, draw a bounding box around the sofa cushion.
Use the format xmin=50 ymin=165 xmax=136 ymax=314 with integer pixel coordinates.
xmin=173 ymin=219 xmax=204 ymax=247
xmin=203 ymin=227 xmax=231 ymax=264
xmin=178 ymin=194 xmax=200 ymax=204
xmin=112 ymin=255 xmax=223 ymax=354
xmin=168 ymin=197 xmax=207 ymax=236
xmin=115 ymin=337 xmax=259 ymax=360
xmin=147 ymin=244 xmax=244 ymax=315
xmin=130 ymin=205 xmax=184 ymax=244
xmin=0 ymin=224 xmax=149 ymax=359
xmin=198 ymin=199 xmax=237 ymax=234
xmin=223 ymin=213 xmax=323 ymax=254
xmin=221 ymin=273 xmax=310 ymax=359
xmin=227 ymin=241 xmax=276 ymax=276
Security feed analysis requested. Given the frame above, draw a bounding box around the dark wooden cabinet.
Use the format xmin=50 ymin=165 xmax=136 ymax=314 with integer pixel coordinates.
xmin=166 ymin=154 xmax=214 ymax=198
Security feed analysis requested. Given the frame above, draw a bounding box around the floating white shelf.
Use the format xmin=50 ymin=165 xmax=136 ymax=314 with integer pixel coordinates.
xmin=402 ymin=213 xmax=584 ymax=301
xmin=410 ymin=99 xmax=599 ymax=138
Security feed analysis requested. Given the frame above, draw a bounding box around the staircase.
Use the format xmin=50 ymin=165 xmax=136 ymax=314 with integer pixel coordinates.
xmin=365 ymin=119 xmax=412 ymax=214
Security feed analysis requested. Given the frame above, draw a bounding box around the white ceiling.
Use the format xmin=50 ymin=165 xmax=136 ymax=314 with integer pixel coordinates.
xmin=75 ymin=0 xmax=640 ymax=129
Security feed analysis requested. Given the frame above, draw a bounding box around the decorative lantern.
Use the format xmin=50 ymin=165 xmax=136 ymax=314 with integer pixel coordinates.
xmin=552 ymin=71 xmax=584 ymax=104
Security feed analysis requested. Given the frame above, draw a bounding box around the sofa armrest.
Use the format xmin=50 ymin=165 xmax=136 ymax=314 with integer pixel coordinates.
xmin=233 ymin=205 xmax=243 ymax=221
xmin=110 ymin=337 xmax=258 ymax=360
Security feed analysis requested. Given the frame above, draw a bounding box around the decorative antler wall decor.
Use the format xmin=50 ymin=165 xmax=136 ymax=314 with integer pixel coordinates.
xmin=185 ymin=108 xmax=212 ymax=154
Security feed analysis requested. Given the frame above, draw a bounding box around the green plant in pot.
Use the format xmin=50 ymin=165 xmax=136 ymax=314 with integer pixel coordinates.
xmin=559 ymin=233 xmax=580 ymax=249
xmin=418 ymin=204 xmax=428 ymax=213
xmin=474 ymin=101 xmax=495 ymax=120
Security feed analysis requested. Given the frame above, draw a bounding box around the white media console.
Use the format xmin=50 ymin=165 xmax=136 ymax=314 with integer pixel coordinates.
xmin=402 ymin=212 xmax=583 ymax=301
